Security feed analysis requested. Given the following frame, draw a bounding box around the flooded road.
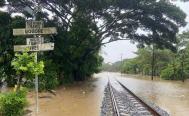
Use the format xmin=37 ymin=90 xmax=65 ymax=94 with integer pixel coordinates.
xmin=28 ymin=72 xmax=189 ymax=116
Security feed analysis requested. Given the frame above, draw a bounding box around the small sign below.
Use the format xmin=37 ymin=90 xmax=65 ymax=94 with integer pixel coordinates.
xmin=14 ymin=43 xmax=54 ymax=52
xmin=13 ymin=27 xmax=57 ymax=36
xmin=27 ymin=37 xmax=44 ymax=45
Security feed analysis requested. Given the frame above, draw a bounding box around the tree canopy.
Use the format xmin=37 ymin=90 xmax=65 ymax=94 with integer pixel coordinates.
xmin=7 ymin=0 xmax=186 ymax=48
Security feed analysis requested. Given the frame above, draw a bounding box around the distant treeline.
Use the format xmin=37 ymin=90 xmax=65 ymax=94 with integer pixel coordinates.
xmin=102 ymin=31 xmax=189 ymax=81
xmin=101 ymin=61 xmax=122 ymax=72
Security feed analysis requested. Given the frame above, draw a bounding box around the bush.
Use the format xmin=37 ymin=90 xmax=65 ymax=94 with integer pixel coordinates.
xmin=38 ymin=60 xmax=59 ymax=90
xmin=24 ymin=60 xmax=59 ymax=91
xmin=0 ymin=89 xmax=28 ymax=116
xmin=160 ymin=66 xmax=174 ymax=80
xmin=160 ymin=63 xmax=182 ymax=80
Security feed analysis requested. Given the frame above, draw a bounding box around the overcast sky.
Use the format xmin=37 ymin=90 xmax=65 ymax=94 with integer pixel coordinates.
xmin=101 ymin=1 xmax=189 ymax=63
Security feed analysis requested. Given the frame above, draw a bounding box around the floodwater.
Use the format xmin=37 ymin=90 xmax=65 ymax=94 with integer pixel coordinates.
xmin=28 ymin=76 xmax=108 ymax=116
xmin=106 ymin=72 xmax=189 ymax=116
xmin=27 ymin=72 xmax=189 ymax=116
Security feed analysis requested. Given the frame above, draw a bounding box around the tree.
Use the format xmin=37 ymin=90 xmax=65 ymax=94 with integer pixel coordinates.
xmin=7 ymin=0 xmax=186 ymax=48
xmin=11 ymin=51 xmax=44 ymax=90
xmin=122 ymin=47 xmax=175 ymax=77
xmin=122 ymin=59 xmax=139 ymax=74
xmin=0 ymin=0 xmax=5 ymax=7
xmin=176 ymin=31 xmax=189 ymax=81
xmin=0 ymin=11 xmax=25 ymax=86
xmin=36 ymin=10 xmax=104 ymax=82
xmin=4 ymin=0 xmax=187 ymax=82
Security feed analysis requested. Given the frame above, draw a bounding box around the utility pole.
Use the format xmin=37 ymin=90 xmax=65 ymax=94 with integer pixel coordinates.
xmin=151 ymin=30 xmax=156 ymax=81
xmin=181 ymin=50 xmax=185 ymax=82
xmin=34 ymin=4 xmax=38 ymax=116
xmin=120 ymin=53 xmax=123 ymax=75
xmin=151 ymin=43 xmax=155 ymax=80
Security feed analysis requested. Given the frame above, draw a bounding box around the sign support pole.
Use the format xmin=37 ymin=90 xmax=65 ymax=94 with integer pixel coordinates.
xmin=34 ymin=3 xmax=39 ymax=114
xmin=35 ymin=52 xmax=39 ymax=115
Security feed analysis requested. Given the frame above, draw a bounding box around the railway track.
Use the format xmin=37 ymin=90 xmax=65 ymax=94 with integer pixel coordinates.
xmin=101 ymin=79 xmax=169 ymax=116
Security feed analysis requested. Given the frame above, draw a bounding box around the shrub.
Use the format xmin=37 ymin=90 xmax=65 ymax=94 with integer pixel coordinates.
xmin=0 ymin=89 xmax=28 ymax=116
xmin=160 ymin=66 xmax=174 ymax=80
xmin=39 ymin=60 xmax=59 ymax=90
xmin=24 ymin=60 xmax=59 ymax=91
xmin=160 ymin=63 xmax=182 ymax=80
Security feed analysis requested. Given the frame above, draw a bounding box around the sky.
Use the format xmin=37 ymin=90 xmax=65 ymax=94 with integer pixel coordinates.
xmin=101 ymin=1 xmax=189 ymax=63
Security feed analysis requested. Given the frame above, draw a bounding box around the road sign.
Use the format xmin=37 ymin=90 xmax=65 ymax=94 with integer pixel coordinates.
xmin=26 ymin=21 xmax=44 ymax=29
xmin=26 ymin=37 xmax=44 ymax=45
xmin=13 ymin=27 xmax=57 ymax=36
xmin=14 ymin=43 xmax=54 ymax=52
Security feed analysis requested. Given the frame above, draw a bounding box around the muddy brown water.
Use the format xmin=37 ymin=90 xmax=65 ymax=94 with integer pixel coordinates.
xmin=27 ymin=76 xmax=107 ymax=116
xmin=27 ymin=72 xmax=189 ymax=116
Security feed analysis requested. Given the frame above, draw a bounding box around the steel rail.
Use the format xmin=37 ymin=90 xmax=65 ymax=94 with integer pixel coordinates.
xmin=116 ymin=79 xmax=161 ymax=116
xmin=108 ymin=80 xmax=120 ymax=116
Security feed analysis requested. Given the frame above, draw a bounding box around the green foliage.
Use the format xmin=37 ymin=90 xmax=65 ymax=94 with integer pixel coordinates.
xmin=160 ymin=65 xmax=174 ymax=80
xmin=39 ymin=60 xmax=59 ymax=90
xmin=52 ymin=11 xmax=103 ymax=82
xmin=160 ymin=63 xmax=182 ymax=80
xmin=11 ymin=51 xmax=44 ymax=76
xmin=0 ymin=89 xmax=28 ymax=116
xmin=101 ymin=61 xmax=122 ymax=72
xmin=111 ymin=31 xmax=189 ymax=81
xmin=0 ymin=68 xmax=7 ymax=81
xmin=0 ymin=0 xmax=5 ymax=7
xmin=0 ymin=12 xmax=26 ymax=86
xmin=122 ymin=59 xmax=139 ymax=74
xmin=11 ymin=51 xmax=44 ymax=90
xmin=132 ymin=47 xmax=174 ymax=76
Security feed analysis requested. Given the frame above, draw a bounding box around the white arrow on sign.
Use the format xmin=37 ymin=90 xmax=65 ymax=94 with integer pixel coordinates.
xmin=14 ymin=43 xmax=54 ymax=52
xmin=13 ymin=27 xmax=57 ymax=36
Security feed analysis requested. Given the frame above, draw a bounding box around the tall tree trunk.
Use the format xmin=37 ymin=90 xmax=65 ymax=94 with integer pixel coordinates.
xmin=73 ymin=70 xmax=85 ymax=81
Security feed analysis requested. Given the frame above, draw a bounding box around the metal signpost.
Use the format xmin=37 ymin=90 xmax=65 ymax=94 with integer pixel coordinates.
xmin=13 ymin=7 xmax=57 ymax=115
